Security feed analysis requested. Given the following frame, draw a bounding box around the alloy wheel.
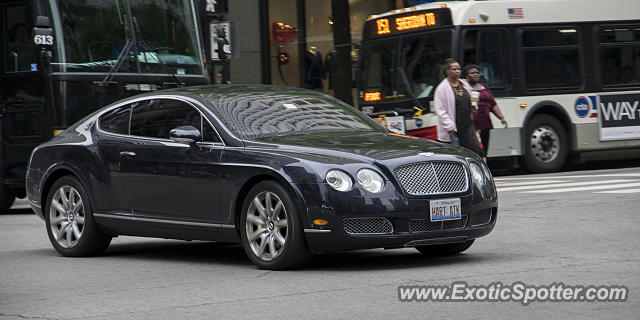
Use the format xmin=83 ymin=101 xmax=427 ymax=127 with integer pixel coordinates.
xmin=245 ymin=191 xmax=289 ymax=261
xmin=49 ymin=186 xmax=85 ymax=249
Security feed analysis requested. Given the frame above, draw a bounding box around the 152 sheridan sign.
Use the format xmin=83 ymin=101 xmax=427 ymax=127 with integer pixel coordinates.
xmin=599 ymin=93 xmax=640 ymax=141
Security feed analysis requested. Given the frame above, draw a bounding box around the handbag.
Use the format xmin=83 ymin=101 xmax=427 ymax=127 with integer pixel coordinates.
xmin=450 ymin=131 xmax=460 ymax=146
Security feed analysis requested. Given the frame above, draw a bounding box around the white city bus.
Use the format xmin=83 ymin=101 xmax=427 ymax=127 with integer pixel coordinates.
xmin=357 ymin=0 xmax=640 ymax=173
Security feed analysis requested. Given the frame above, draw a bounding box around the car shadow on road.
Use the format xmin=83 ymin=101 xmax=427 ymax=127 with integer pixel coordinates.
xmin=100 ymin=239 xmax=497 ymax=270
xmin=0 ymin=208 xmax=34 ymax=215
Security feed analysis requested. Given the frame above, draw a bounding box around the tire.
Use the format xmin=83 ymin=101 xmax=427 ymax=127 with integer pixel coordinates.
xmin=415 ymin=240 xmax=475 ymax=256
xmin=44 ymin=176 xmax=111 ymax=257
xmin=0 ymin=186 xmax=16 ymax=212
xmin=239 ymin=181 xmax=312 ymax=270
xmin=522 ymin=114 xmax=568 ymax=173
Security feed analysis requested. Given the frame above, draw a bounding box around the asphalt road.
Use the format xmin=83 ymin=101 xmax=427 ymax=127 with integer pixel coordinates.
xmin=1 ymin=164 xmax=639 ymax=319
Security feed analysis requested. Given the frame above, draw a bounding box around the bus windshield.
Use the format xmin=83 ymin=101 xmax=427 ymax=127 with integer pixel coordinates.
xmin=50 ymin=0 xmax=204 ymax=75
xmin=360 ymin=29 xmax=452 ymax=103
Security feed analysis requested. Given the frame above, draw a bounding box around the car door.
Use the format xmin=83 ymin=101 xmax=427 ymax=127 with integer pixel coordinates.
xmin=117 ymin=97 xmax=224 ymax=224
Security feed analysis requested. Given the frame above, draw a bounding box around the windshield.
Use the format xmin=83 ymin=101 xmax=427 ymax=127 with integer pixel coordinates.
xmin=401 ymin=30 xmax=452 ymax=99
xmin=49 ymin=0 xmax=204 ymax=75
xmin=203 ymin=91 xmax=386 ymax=140
xmin=360 ymin=29 xmax=452 ymax=102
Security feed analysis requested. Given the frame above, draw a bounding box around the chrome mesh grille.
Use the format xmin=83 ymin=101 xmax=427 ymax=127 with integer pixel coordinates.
xmin=394 ymin=161 xmax=468 ymax=195
xmin=469 ymin=209 xmax=493 ymax=227
xmin=343 ymin=217 xmax=393 ymax=235
xmin=409 ymin=216 xmax=467 ymax=233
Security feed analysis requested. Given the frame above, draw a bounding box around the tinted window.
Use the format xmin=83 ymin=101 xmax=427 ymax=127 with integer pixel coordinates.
xmin=599 ymin=26 xmax=640 ymax=86
xmin=130 ymin=99 xmax=201 ymax=139
xmin=206 ymin=92 xmax=385 ymax=140
xmin=3 ymin=5 xmax=36 ymax=73
xmin=522 ymin=28 xmax=578 ymax=47
xmin=202 ymin=120 xmax=220 ymax=143
xmin=99 ymin=106 xmax=131 ymax=134
xmin=462 ymin=29 xmax=510 ymax=89
xmin=521 ymin=27 xmax=582 ymax=89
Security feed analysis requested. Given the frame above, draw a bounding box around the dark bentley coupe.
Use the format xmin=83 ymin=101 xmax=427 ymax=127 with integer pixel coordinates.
xmin=26 ymin=85 xmax=497 ymax=269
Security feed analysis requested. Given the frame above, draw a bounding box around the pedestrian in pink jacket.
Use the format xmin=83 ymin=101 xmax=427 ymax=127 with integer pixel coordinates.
xmin=433 ymin=58 xmax=483 ymax=156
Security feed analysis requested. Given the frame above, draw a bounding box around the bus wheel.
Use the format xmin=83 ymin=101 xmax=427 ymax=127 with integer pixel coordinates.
xmin=522 ymin=114 xmax=568 ymax=173
xmin=0 ymin=186 xmax=16 ymax=212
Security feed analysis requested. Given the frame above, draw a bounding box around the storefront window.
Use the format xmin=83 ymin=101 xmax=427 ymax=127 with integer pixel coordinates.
xmin=269 ymin=0 xmax=397 ymax=97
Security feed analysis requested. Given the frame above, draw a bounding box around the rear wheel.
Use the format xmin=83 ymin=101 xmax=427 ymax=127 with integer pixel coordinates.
xmin=522 ymin=114 xmax=568 ymax=173
xmin=415 ymin=240 xmax=475 ymax=256
xmin=45 ymin=176 xmax=111 ymax=256
xmin=240 ymin=181 xmax=312 ymax=270
xmin=0 ymin=185 xmax=16 ymax=212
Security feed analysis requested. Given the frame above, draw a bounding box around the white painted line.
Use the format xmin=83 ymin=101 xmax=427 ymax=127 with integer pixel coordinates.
xmin=494 ymin=173 xmax=640 ymax=181
xmin=495 ymin=180 xmax=568 ymax=187
xmin=594 ymin=188 xmax=640 ymax=194
xmin=497 ymin=179 xmax=634 ymax=192
xmin=523 ymin=182 xmax=640 ymax=193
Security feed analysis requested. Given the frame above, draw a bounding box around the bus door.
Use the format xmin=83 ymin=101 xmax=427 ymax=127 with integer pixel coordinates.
xmin=1 ymin=2 xmax=50 ymax=193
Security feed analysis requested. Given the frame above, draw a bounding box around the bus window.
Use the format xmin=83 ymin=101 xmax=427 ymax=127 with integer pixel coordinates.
xmin=361 ymin=40 xmax=396 ymax=100
xmin=462 ymin=29 xmax=510 ymax=89
xmin=400 ymin=29 xmax=452 ymax=98
xmin=521 ymin=27 xmax=582 ymax=89
xmin=3 ymin=5 xmax=36 ymax=73
xmin=599 ymin=25 xmax=640 ymax=86
xmin=52 ymin=0 xmax=204 ymax=75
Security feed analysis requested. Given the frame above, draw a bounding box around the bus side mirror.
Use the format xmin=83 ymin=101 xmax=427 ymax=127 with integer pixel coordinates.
xmin=33 ymin=16 xmax=54 ymax=52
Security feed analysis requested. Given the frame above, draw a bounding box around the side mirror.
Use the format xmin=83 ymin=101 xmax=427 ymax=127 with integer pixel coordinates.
xmin=33 ymin=16 xmax=54 ymax=52
xmin=169 ymin=126 xmax=201 ymax=144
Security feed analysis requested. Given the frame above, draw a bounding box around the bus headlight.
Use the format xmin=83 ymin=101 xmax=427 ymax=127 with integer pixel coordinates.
xmin=356 ymin=169 xmax=384 ymax=193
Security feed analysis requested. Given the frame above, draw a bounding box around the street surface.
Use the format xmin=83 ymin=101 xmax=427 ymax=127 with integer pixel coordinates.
xmin=1 ymin=164 xmax=639 ymax=319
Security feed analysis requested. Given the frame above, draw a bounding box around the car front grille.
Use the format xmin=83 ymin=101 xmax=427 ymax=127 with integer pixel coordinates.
xmin=409 ymin=216 xmax=468 ymax=233
xmin=394 ymin=161 xmax=468 ymax=195
xmin=469 ymin=208 xmax=493 ymax=227
xmin=343 ymin=217 xmax=393 ymax=235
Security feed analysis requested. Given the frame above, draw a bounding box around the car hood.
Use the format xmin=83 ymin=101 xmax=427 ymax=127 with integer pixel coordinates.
xmin=246 ymin=131 xmax=477 ymax=164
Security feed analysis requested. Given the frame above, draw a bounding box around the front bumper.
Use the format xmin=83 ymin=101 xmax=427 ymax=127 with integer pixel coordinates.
xmin=294 ymin=182 xmax=498 ymax=252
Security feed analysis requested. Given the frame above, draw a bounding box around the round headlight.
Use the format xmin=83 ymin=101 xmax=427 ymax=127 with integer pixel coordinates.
xmin=326 ymin=170 xmax=353 ymax=192
xmin=469 ymin=162 xmax=485 ymax=186
xmin=482 ymin=162 xmax=493 ymax=181
xmin=356 ymin=169 xmax=384 ymax=193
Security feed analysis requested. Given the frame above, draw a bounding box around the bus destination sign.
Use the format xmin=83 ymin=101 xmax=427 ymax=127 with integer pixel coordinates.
xmin=365 ymin=8 xmax=452 ymax=38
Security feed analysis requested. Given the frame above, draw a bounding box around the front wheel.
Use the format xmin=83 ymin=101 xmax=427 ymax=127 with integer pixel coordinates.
xmin=415 ymin=240 xmax=475 ymax=256
xmin=521 ymin=114 xmax=568 ymax=173
xmin=240 ymin=181 xmax=312 ymax=270
xmin=45 ymin=176 xmax=111 ymax=257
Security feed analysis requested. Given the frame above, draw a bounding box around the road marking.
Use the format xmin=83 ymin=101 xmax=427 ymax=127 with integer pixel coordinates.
xmin=497 ymin=179 xmax=634 ymax=192
xmin=522 ymin=182 xmax=640 ymax=193
xmin=594 ymin=188 xmax=640 ymax=194
xmin=495 ymin=180 xmax=568 ymax=187
xmin=494 ymin=173 xmax=640 ymax=181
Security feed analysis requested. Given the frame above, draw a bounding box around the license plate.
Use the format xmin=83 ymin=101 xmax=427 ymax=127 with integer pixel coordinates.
xmin=429 ymin=198 xmax=461 ymax=222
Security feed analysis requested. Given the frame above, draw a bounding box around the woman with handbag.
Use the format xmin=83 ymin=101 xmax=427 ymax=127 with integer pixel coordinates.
xmin=433 ymin=58 xmax=483 ymax=156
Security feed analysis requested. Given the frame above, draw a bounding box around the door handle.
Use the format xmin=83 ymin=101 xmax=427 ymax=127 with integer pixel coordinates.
xmin=119 ymin=151 xmax=136 ymax=159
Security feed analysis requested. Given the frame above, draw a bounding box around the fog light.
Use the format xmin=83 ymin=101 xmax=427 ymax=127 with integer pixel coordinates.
xmin=313 ymin=219 xmax=329 ymax=225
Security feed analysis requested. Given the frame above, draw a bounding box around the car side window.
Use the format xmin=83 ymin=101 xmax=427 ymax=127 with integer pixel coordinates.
xmin=202 ymin=120 xmax=221 ymax=143
xmin=130 ymin=99 xmax=201 ymax=140
xmin=98 ymin=105 xmax=131 ymax=135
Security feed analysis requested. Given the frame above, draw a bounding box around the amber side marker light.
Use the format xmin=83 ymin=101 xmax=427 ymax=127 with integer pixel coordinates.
xmin=53 ymin=130 xmax=63 ymax=136
xmin=469 ymin=19 xmax=476 ymax=23
xmin=520 ymin=103 xmax=528 ymax=108
xmin=441 ymin=4 xmax=447 ymax=8
xmin=313 ymin=219 xmax=329 ymax=226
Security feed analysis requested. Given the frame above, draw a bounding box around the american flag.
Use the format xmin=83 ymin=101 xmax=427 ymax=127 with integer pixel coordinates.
xmin=508 ymin=8 xmax=523 ymax=19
